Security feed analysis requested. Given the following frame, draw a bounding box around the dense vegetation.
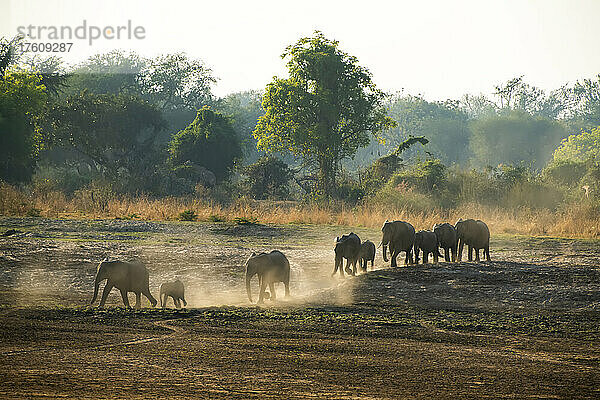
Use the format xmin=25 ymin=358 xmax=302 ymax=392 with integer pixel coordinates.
xmin=1 ymin=33 xmax=600 ymax=223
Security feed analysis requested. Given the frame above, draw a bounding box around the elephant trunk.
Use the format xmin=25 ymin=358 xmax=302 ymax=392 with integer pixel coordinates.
xmin=91 ymin=273 xmax=102 ymax=305
xmin=382 ymin=243 xmax=389 ymax=262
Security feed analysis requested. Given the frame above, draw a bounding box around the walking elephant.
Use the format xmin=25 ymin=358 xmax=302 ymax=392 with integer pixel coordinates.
xmin=414 ymin=230 xmax=441 ymax=264
xmin=333 ymin=232 xmax=361 ymax=277
xmin=455 ymin=218 xmax=490 ymax=262
xmin=381 ymin=220 xmax=415 ymax=267
xmin=358 ymin=240 xmax=376 ymax=271
xmin=433 ymin=222 xmax=458 ymax=262
xmin=159 ymin=280 xmax=187 ymax=308
xmin=245 ymin=250 xmax=290 ymax=304
xmin=90 ymin=259 xmax=157 ymax=309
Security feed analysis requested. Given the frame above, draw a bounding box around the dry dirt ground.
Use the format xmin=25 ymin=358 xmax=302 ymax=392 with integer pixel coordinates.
xmin=0 ymin=217 xmax=599 ymax=399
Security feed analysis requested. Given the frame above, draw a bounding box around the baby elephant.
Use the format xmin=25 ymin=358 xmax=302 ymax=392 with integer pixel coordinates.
xmin=159 ymin=280 xmax=187 ymax=308
xmin=414 ymin=230 xmax=441 ymax=264
xmin=359 ymin=240 xmax=376 ymax=271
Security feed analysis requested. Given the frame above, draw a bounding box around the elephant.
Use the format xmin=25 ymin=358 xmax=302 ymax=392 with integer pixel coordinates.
xmin=245 ymin=250 xmax=290 ymax=304
xmin=159 ymin=280 xmax=187 ymax=308
xmin=90 ymin=259 xmax=157 ymax=308
xmin=455 ymin=218 xmax=491 ymax=262
xmin=381 ymin=220 xmax=415 ymax=267
xmin=358 ymin=240 xmax=376 ymax=271
xmin=433 ymin=223 xmax=458 ymax=262
xmin=414 ymin=230 xmax=441 ymax=264
xmin=333 ymin=232 xmax=361 ymax=277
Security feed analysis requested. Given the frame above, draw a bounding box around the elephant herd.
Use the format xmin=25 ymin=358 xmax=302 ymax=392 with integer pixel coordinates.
xmin=89 ymin=218 xmax=490 ymax=308
xmin=336 ymin=218 xmax=491 ymax=275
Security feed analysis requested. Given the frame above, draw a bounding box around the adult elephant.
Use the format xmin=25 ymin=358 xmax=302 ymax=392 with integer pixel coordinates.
xmin=90 ymin=259 xmax=157 ymax=308
xmin=381 ymin=220 xmax=415 ymax=267
xmin=455 ymin=218 xmax=490 ymax=262
xmin=414 ymin=230 xmax=440 ymax=264
xmin=333 ymin=233 xmax=361 ymax=277
xmin=245 ymin=250 xmax=290 ymax=304
xmin=433 ymin=223 xmax=458 ymax=262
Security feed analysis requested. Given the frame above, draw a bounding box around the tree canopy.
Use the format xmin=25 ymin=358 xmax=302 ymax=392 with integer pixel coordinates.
xmin=254 ymin=31 xmax=395 ymax=197
xmin=169 ymin=106 xmax=242 ymax=183
xmin=552 ymin=125 xmax=600 ymax=163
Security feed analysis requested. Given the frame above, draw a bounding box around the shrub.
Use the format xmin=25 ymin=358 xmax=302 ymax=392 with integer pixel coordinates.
xmin=390 ymin=159 xmax=447 ymax=193
xmin=243 ymin=156 xmax=291 ymax=200
xmin=178 ymin=209 xmax=198 ymax=221
xmin=208 ymin=214 xmax=225 ymax=222
xmin=370 ymin=181 xmax=437 ymax=213
xmin=542 ymin=159 xmax=588 ymax=188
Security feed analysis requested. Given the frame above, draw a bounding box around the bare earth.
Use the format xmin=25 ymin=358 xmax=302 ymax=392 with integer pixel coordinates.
xmin=0 ymin=217 xmax=599 ymax=399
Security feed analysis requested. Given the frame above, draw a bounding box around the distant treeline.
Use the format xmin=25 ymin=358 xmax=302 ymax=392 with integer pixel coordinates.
xmin=1 ymin=33 xmax=600 ymax=213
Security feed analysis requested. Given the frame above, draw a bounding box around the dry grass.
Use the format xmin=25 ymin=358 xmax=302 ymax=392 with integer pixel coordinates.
xmin=1 ymin=184 xmax=599 ymax=238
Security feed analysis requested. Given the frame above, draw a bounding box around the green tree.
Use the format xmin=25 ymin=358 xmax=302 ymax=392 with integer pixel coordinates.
xmin=254 ymin=32 xmax=395 ymax=197
xmin=66 ymin=50 xmax=146 ymax=96
xmin=169 ymin=107 xmax=242 ymax=182
xmin=139 ymin=53 xmax=216 ymax=112
xmin=215 ymin=90 xmax=264 ymax=163
xmin=45 ymin=92 xmax=166 ymax=191
xmin=552 ymin=125 xmax=600 ymax=163
xmin=384 ymin=95 xmax=470 ymax=165
xmin=243 ymin=156 xmax=292 ymax=199
xmin=470 ymin=110 xmax=566 ymax=169
xmin=0 ymin=69 xmax=48 ymax=183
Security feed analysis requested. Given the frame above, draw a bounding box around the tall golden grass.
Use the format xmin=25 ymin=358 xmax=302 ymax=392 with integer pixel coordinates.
xmin=1 ymin=182 xmax=599 ymax=238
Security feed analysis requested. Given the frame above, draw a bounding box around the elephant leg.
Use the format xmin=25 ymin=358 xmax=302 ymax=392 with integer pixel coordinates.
xmin=414 ymin=248 xmax=419 ymax=264
xmin=391 ymin=251 xmax=398 ymax=268
xmin=332 ymin=258 xmax=340 ymax=277
xmin=407 ymin=250 xmax=414 ymax=265
xmin=433 ymin=251 xmax=438 ymax=263
xmin=135 ymin=292 xmax=141 ymax=309
xmin=258 ymin=279 xmax=267 ymax=304
xmin=468 ymin=245 xmax=473 ymax=261
xmin=182 ymin=297 xmax=187 ymax=307
xmin=444 ymin=248 xmax=450 ymax=262
xmin=451 ymin=246 xmax=457 ymax=262
xmin=143 ymin=289 xmax=157 ymax=307
xmin=161 ymin=294 xmax=166 ymax=308
xmin=475 ymin=248 xmax=480 ymax=262
xmin=371 ymin=259 xmax=374 ymax=269
xmin=269 ymin=282 xmax=276 ymax=301
xmin=423 ymin=251 xmax=429 ymax=264
xmin=120 ymin=289 xmax=130 ymax=308
xmin=99 ymin=282 xmax=114 ymax=308
xmin=175 ymin=298 xmax=181 ymax=309
xmin=284 ymin=281 xmax=290 ymax=297
xmin=457 ymin=240 xmax=464 ymax=262
xmin=344 ymin=259 xmax=353 ymax=276
xmin=352 ymin=259 xmax=358 ymax=276
xmin=485 ymin=246 xmax=491 ymax=261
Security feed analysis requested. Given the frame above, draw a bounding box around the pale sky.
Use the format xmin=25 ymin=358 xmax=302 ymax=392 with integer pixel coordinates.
xmin=2 ymin=0 xmax=599 ymax=99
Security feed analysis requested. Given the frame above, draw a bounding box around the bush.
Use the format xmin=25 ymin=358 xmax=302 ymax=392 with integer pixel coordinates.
xmin=370 ymin=181 xmax=437 ymax=213
xmin=542 ymin=160 xmax=588 ymax=188
xmin=390 ymin=159 xmax=447 ymax=193
xmin=243 ymin=156 xmax=291 ymax=200
xmin=178 ymin=209 xmax=198 ymax=221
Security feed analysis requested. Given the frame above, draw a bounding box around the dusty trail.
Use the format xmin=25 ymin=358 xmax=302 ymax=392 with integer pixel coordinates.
xmin=2 ymin=317 xmax=187 ymax=356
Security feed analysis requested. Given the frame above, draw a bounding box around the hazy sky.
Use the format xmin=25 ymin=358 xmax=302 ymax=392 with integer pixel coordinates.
xmin=2 ymin=0 xmax=599 ymax=99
